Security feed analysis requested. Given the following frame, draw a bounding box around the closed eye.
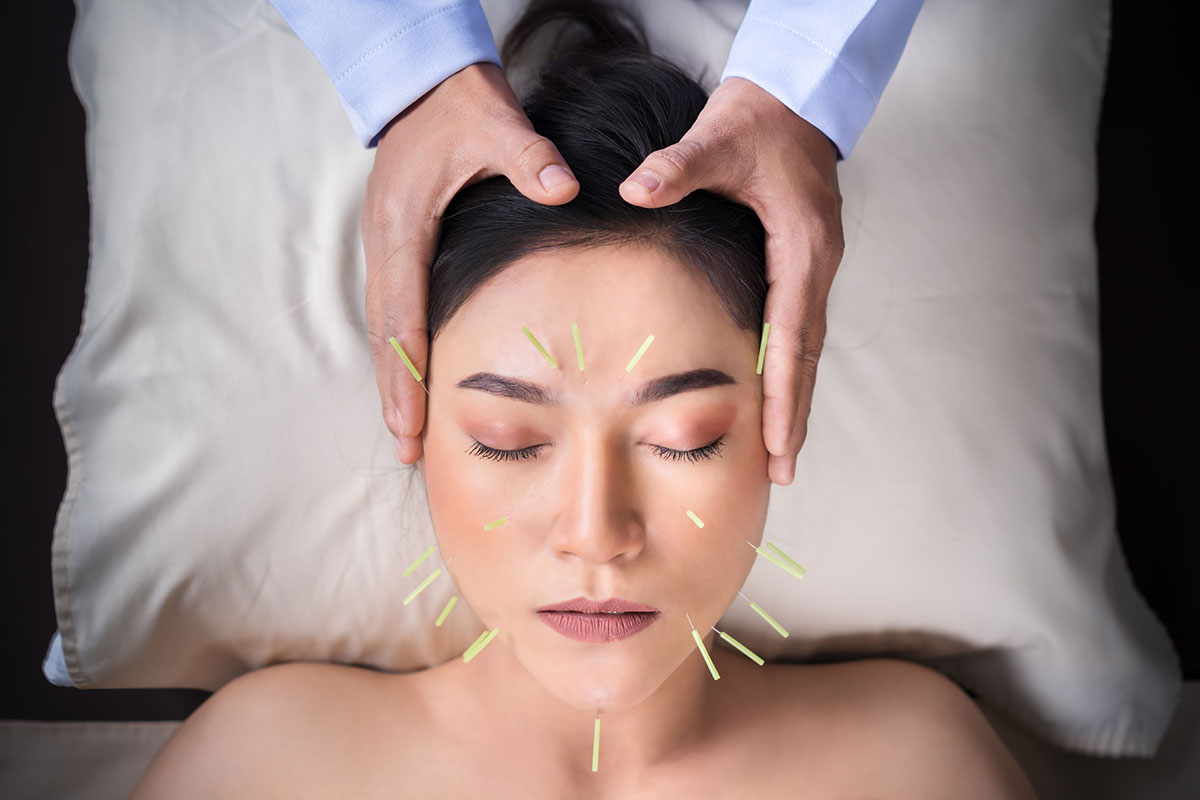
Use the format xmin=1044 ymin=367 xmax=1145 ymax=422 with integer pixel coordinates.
xmin=648 ymin=435 xmax=726 ymax=462
xmin=465 ymin=440 xmax=548 ymax=462
xmin=465 ymin=435 xmax=726 ymax=463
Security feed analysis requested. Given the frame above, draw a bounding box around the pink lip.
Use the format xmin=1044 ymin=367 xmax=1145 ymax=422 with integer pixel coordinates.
xmin=536 ymin=597 xmax=661 ymax=643
xmin=538 ymin=611 xmax=660 ymax=643
xmin=538 ymin=597 xmax=659 ymax=614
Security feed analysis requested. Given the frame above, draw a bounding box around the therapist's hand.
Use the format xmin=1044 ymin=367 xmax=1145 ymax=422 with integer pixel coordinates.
xmin=618 ymin=77 xmax=843 ymax=486
xmin=363 ymin=63 xmax=579 ymax=464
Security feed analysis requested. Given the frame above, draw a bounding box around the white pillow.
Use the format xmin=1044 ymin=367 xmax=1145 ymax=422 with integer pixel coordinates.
xmin=51 ymin=0 xmax=1179 ymax=757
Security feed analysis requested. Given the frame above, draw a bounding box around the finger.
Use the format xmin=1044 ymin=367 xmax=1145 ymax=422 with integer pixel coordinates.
xmin=618 ymin=137 xmax=729 ymax=209
xmin=396 ymin=434 xmax=424 ymax=466
xmin=500 ymin=126 xmax=580 ymax=205
xmin=760 ymin=231 xmax=833 ymax=486
xmin=362 ymin=194 xmax=432 ymax=448
xmin=763 ymin=305 xmax=826 ymax=486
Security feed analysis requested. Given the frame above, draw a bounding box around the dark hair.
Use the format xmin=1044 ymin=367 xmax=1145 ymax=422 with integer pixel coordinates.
xmin=427 ymin=0 xmax=766 ymax=340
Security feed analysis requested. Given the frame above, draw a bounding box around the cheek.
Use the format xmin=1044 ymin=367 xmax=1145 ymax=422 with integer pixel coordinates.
xmin=422 ymin=412 xmax=507 ymax=536
xmin=421 ymin=421 xmax=539 ymax=618
xmin=648 ymin=427 xmax=770 ymax=614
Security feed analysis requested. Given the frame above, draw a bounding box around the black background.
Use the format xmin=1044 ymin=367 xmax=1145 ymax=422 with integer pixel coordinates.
xmin=5 ymin=1 xmax=1196 ymax=723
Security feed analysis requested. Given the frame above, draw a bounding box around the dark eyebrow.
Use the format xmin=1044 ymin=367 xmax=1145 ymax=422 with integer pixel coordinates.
xmin=456 ymin=368 xmax=736 ymax=406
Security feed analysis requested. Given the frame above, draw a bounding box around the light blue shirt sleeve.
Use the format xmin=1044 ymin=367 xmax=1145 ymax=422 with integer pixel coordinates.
xmin=270 ymin=1 xmax=501 ymax=147
xmin=721 ymin=0 xmax=925 ymax=159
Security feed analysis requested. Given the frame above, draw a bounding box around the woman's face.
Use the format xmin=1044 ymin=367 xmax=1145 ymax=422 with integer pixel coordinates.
xmin=421 ymin=242 xmax=770 ymax=713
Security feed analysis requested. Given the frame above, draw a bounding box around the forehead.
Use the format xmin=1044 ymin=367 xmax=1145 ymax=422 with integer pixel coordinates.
xmin=434 ymin=243 xmax=748 ymax=376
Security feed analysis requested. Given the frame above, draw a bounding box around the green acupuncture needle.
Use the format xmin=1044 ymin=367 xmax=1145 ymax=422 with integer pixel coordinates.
xmin=462 ymin=627 xmax=500 ymax=663
xmin=765 ymin=542 xmax=806 ymax=577
xmin=388 ymin=337 xmax=429 ymax=395
xmin=483 ymin=517 xmax=508 ymax=532
xmin=625 ymin=334 xmax=655 ymax=372
xmin=522 ymin=326 xmax=559 ymax=369
xmin=592 ymin=713 xmax=601 ymax=773
xmin=403 ymin=567 xmax=443 ymax=606
xmin=712 ymin=626 xmax=765 ymax=666
xmin=739 ymin=590 xmax=789 ymax=638
xmin=747 ymin=540 xmax=806 ymax=581
xmin=462 ymin=630 xmax=490 ymax=661
xmin=756 ymin=322 xmax=771 ymax=375
xmin=572 ymin=323 xmax=586 ymax=371
xmin=686 ymin=612 xmax=720 ymax=681
xmin=403 ymin=545 xmax=436 ymax=577
xmin=686 ymin=510 xmax=704 ymax=528
xmin=434 ymin=595 xmax=459 ymax=627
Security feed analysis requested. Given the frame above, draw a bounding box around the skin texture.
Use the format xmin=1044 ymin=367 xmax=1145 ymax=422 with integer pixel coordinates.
xmin=131 ymin=245 xmax=1036 ymax=799
xmin=368 ymin=63 xmax=842 ymax=487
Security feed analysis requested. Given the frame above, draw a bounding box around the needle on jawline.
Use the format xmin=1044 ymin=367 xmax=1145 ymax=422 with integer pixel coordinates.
xmin=685 ymin=611 xmax=720 ymax=681
xmin=747 ymin=540 xmax=806 ymax=580
xmin=738 ymin=590 xmax=790 ymax=638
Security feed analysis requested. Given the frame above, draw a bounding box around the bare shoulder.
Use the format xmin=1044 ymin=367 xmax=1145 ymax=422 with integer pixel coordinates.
xmin=786 ymin=658 xmax=1037 ymax=800
xmin=131 ymin=662 xmax=425 ymax=799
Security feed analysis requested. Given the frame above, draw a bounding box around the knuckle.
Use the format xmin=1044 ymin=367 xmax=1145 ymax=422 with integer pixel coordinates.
xmin=649 ymin=139 xmax=707 ymax=179
xmin=509 ymin=133 xmax=556 ymax=174
xmin=366 ymin=304 xmax=427 ymax=361
xmin=362 ymin=194 xmax=406 ymax=251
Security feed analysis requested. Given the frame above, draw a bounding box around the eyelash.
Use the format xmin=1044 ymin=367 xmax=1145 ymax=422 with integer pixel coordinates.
xmin=465 ymin=435 xmax=726 ymax=464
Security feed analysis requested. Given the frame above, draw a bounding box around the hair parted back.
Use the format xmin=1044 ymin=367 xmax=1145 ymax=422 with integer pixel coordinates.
xmin=428 ymin=0 xmax=766 ymax=340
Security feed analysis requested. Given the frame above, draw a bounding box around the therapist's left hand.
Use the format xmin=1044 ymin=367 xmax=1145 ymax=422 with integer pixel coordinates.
xmin=618 ymin=77 xmax=843 ymax=486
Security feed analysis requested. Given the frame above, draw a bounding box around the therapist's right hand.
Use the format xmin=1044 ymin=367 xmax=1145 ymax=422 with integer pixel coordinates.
xmin=362 ymin=63 xmax=579 ymax=464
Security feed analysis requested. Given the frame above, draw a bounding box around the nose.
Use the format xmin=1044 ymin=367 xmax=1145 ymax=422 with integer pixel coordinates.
xmin=549 ymin=434 xmax=646 ymax=564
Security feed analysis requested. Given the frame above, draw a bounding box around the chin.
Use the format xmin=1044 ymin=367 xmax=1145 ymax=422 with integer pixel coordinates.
xmin=544 ymin=669 xmax=662 ymax=714
xmin=519 ymin=639 xmax=683 ymax=714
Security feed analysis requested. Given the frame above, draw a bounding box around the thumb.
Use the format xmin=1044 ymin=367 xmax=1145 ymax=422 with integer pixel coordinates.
xmin=618 ymin=139 xmax=722 ymax=209
xmin=500 ymin=126 xmax=580 ymax=205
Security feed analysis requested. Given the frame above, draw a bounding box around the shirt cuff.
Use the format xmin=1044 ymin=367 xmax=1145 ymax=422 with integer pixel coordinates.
xmin=720 ymin=15 xmax=879 ymax=160
xmin=332 ymin=2 xmax=501 ymax=148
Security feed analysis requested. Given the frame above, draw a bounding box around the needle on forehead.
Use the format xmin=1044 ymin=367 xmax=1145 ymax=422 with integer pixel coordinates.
xmin=756 ymin=322 xmax=771 ymax=375
xmin=389 ymin=337 xmax=430 ymax=395
xmin=572 ymin=323 xmax=586 ymax=371
xmin=522 ymin=326 xmax=559 ymax=369
xmin=625 ymin=334 xmax=655 ymax=372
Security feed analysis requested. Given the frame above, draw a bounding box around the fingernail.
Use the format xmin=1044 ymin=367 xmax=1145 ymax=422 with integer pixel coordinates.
xmin=626 ymin=171 xmax=660 ymax=193
xmin=539 ymin=164 xmax=574 ymax=193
